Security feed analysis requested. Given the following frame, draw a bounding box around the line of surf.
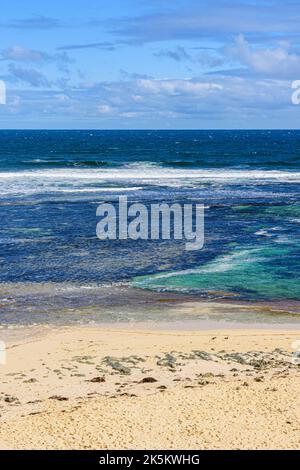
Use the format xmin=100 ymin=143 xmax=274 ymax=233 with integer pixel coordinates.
xmin=0 ymin=168 xmax=300 ymax=182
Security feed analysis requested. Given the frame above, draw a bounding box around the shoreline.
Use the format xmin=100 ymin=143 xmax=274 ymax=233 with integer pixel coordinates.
xmin=0 ymin=324 xmax=299 ymax=449
xmin=1 ymin=318 xmax=300 ymax=347
xmin=1 ymin=284 xmax=300 ymax=329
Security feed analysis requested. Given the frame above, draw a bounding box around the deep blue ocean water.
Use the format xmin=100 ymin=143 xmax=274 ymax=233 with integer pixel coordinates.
xmin=0 ymin=130 xmax=300 ymax=324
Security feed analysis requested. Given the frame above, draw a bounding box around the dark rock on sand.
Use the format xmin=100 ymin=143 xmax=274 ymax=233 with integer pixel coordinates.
xmin=139 ymin=377 xmax=158 ymax=383
xmin=88 ymin=376 xmax=106 ymax=383
xmin=49 ymin=395 xmax=69 ymax=401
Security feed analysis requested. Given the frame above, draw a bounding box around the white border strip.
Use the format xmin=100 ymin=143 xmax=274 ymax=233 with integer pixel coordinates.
xmin=0 ymin=80 xmax=6 ymax=105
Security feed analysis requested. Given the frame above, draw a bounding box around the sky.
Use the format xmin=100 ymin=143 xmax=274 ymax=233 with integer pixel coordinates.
xmin=0 ymin=0 xmax=300 ymax=128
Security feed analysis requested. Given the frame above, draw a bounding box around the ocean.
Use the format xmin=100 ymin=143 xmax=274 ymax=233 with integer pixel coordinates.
xmin=0 ymin=129 xmax=300 ymax=325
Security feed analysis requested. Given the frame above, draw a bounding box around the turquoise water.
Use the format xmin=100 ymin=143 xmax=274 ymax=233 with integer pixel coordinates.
xmin=134 ymin=201 xmax=300 ymax=300
xmin=133 ymin=244 xmax=300 ymax=300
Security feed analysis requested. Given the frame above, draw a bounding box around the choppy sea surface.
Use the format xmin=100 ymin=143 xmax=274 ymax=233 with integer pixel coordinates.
xmin=0 ymin=130 xmax=299 ymax=326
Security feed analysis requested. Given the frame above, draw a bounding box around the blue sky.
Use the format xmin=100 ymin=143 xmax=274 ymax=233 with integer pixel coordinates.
xmin=0 ymin=0 xmax=300 ymax=128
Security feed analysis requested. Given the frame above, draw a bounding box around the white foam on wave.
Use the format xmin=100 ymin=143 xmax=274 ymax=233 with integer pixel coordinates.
xmin=0 ymin=177 xmax=144 ymax=195
xmin=134 ymin=249 xmax=263 ymax=285
xmin=0 ymin=168 xmax=300 ymax=182
xmin=45 ymin=187 xmax=143 ymax=193
xmin=0 ymin=167 xmax=299 ymax=197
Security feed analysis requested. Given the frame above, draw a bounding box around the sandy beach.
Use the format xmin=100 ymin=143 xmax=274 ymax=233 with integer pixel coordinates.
xmin=0 ymin=323 xmax=299 ymax=450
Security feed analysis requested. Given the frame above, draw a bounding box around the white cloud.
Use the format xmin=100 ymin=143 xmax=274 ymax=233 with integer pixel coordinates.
xmin=0 ymin=74 xmax=296 ymax=128
xmin=98 ymin=104 xmax=115 ymax=114
xmin=1 ymin=45 xmax=72 ymax=79
xmin=136 ymin=79 xmax=223 ymax=95
xmin=154 ymin=46 xmax=192 ymax=62
xmin=83 ymin=76 xmax=291 ymax=121
xmin=8 ymin=64 xmax=51 ymax=87
xmin=226 ymin=35 xmax=300 ymax=78
xmin=1 ymin=45 xmax=48 ymax=62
